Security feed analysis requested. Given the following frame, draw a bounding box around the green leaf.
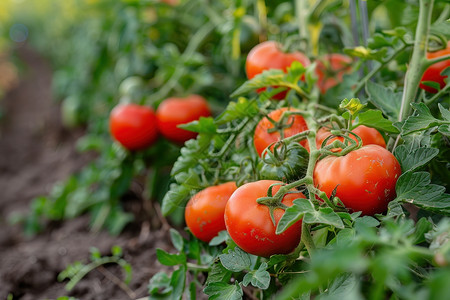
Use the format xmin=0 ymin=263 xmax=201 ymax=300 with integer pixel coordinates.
xmin=355 ymin=110 xmax=399 ymax=133
xmin=316 ymin=273 xmax=361 ymax=300
xmin=439 ymin=104 xmax=450 ymax=121
xmin=344 ymin=46 xmax=388 ymax=61
xmin=148 ymin=272 xmax=172 ymax=296
xmin=339 ymin=98 xmax=367 ymax=116
xmin=156 ymin=248 xmax=187 ymax=266
xmin=170 ymin=229 xmax=184 ymax=252
xmin=219 ymin=247 xmax=251 ymax=272
xmin=401 ymin=103 xmax=440 ymax=135
xmin=204 ymin=282 xmax=243 ymax=300
xmin=249 ymin=262 xmax=271 ymax=289
xmin=111 ymin=245 xmax=123 ymax=257
xmin=365 ymin=81 xmax=402 ymax=120
xmin=178 ymin=117 xmax=217 ymax=134
xmin=174 ymin=169 xmax=202 ymax=188
xmin=170 ymin=265 xmax=186 ymax=300
xmin=161 ymin=184 xmax=191 ymax=216
xmin=438 ymin=124 xmax=450 ymax=136
xmin=215 ymin=97 xmax=259 ymax=124
xmin=303 ymin=207 xmax=345 ymax=229
xmin=209 ymin=231 xmax=230 ymax=246
xmin=395 ymin=171 xmax=450 ymax=215
xmin=231 ymin=61 xmax=306 ymax=98
xmin=206 ymin=262 xmax=233 ymax=285
xmin=394 ymin=145 xmax=439 ymax=172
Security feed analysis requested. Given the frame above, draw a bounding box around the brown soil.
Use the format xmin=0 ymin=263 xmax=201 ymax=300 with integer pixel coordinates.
xmin=0 ymin=47 xmax=172 ymax=300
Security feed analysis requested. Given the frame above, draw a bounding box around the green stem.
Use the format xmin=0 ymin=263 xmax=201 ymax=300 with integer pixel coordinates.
xmin=301 ymin=221 xmax=316 ymax=255
xmin=256 ymin=0 xmax=268 ymax=42
xmin=187 ymin=262 xmax=210 ymax=272
xmin=295 ymin=0 xmax=310 ymax=55
xmin=398 ymin=0 xmax=435 ymax=122
xmin=424 ymin=84 xmax=450 ymax=105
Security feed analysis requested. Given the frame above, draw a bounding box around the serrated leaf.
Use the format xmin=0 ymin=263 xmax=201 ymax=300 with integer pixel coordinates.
xmin=401 ymin=103 xmax=440 ymax=135
xmin=396 ymin=171 xmax=450 ymax=215
xmin=366 ymin=81 xmax=402 ymax=120
xmin=206 ymin=262 xmax=233 ymax=285
xmin=355 ymin=109 xmax=399 ymax=133
xmin=156 ymin=248 xmax=186 ymax=266
xmin=204 ymin=282 xmax=243 ymax=300
xmin=438 ymin=124 xmax=450 ymax=136
xmin=394 ymin=145 xmax=439 ymax=172
xmin=250 ymin=262 xmax=271 ymax=289
xmin=219 ymin=247 xmax=251 ymax=272
xmin=316 ymin=273 xmax=361 ymax=300
xmin=178 ymin=117 xmax=217 ymax=134
xmin=148 ymin=272 xmax=172 ymax=296
xmin=216 ymin=97 xmax=259 ymax=124
xmin=170 ymin=229 xmax=184 ymax=252
xmin=174 ymin=169 xmax=202 ymax=187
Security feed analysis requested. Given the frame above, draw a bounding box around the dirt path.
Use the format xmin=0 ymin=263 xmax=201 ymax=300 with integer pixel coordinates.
xmin=0 ymin=47 xmax=170 ymax=300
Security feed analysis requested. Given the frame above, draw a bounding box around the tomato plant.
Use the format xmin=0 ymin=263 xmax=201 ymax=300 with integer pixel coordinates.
xmin=224 ymin=180 xmax=304 ymax=257
xmin=109 ymin=103 xmax=159 ymax=151
xmin=314 ymin=144 xmax=401 ymax=215
xmin=315 ymin=53 xmax=353 ymax=94
xmin=185 ymin=182 xmax=236 ymax=243
xmin=420 ymin=41 xmax=450 ymax=93
xmin=245 ymin=41 xmax=310 ymax=99
xmin=156 ymin=95 xmax=211 ymax=145
xmin=254 ymin=107 xmax=309 ymax=157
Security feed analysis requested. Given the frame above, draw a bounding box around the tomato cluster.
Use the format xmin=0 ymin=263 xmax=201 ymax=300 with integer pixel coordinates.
xmin=109 ymin=95 xmax=211 ymax=150
xmin=420 ymin=41 xmax=450 ymax=93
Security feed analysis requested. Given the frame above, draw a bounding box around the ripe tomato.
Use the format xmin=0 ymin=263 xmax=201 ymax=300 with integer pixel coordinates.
xmin=109 ymin=103 xmax=158 ymax=151
xmin=315 ymin=54 xmax=353 ymax=94
xmin=315 ymin=125 xmax=386 ymax=151
xmin=156 ymin=95 xmax=211 ymax=144
xmin=254 ymin=107 xmax=309 ymax=157
xmin=313 ymin=145 xmax=401 ymax=216
xmin=224 ymin=180 xmax=305 ymax=257
xmin=185 ymin=182 xmax=237 ymax=243
xmin=245 ymin=41 xmax=311 ymax=100
xmin=420 ymin=41 xmax=450 ymax=93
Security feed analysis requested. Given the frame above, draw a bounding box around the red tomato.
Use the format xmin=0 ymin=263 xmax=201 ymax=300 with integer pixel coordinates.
xmin=315 ymin=125 xmax=386 ymax=151
xmin=315 ymin=54 xmax=353 ymax=94
xmin=420 ymin=42 xmax=450 ymax=93
xmin=185 ymin=182 xmax=237 ymax=243
xmin=254 ymin=107 xmax=309 ymax=157
xmin=246 ymin=41 xmax=311 ymax=100
xmin=313 ymin=145 xmax=401 ymax=215
xmin=225 ymin=180 xmax=304 ymax=257
xmin=156 ymin=95 xmax=211 ymax=144
xmin=109 ymin=103 xmax=158 ymax=151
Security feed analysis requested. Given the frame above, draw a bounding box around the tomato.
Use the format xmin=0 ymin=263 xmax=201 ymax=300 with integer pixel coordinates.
xmin=313 ymin=145 xmax=401 ymax=215
xmin=185 ymin=182 xmax=237 ymax=243
xmin=109 ymin=103 xmax=158 ymax=151
xmin=224 ymin=180 xmax=304 ymax=257
xmin=315 ymin=54 xmax=353 ymax=94
xmin=156 ymin=95 xmax=211 ymax=144
xmin=420 ymin=41 xmax=450 ymax=93
xmin=315 ymin=125 xmax=386 ymax=151
xmin=246 ymin=41 xmax=311 ymax=100
xmin=254 ymin=107 xmax=309 ymax=157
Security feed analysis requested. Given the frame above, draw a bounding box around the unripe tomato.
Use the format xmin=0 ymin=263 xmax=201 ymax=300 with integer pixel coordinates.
xmin=156 ymin=95 xmax=211 ymax=145
xmin=225 ymin=180 xmax=304 ymax=257
xmin=315 ymin=125 xmax=386 ymax=151
xmin=254 ymin=107 xmax=308 ymax=157
xmin=246 ymin=41 xmax=311 ymax=100
xmin=314 ymin=145 xmax=401 ymax=215
xmin=420 ymin=42 xmax=450 ymax=93
xmin=315 ymin=53 xmax=353 ymax=94
xmin=109 ymin=103 xmax=158 ymax=151
xmin=185 ymin=182 xmax=237 ymax=243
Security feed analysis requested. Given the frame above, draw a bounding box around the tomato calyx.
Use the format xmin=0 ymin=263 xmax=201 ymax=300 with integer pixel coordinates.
xmin=256 ymin=182 xmax=290 ymax=227
xmin=319 ymin=129 xmax=363 ymax=156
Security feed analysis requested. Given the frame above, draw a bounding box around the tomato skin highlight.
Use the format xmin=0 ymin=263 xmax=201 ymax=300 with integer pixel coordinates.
xmin=109 ymin=103 xmax=158 ymax=151
xmin=315 ymin=53 xmax=353 ymax=94
xmin=185 ymin=182 xmax=237 ymax=243
xmin=420 ymin=42 xmax=450 ymax=93
xmin=224 ymin=180 xmax=305 ymax=257
xmin=315 ymin=125 xmax=386 ymax=151
xmin=313 ymin=145 xmax=401 ymax=216
xmin=254 ymin=107 xmax=309 ymax=157
xmin=245 ymin=41 xmax=311 ymax=100
xmin=156 ymin=95 xmax=211 ymax=145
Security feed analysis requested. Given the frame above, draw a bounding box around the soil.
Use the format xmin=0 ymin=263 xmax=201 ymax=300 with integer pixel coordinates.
xmin=0 ymin=47 xmax=173 ymax=300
